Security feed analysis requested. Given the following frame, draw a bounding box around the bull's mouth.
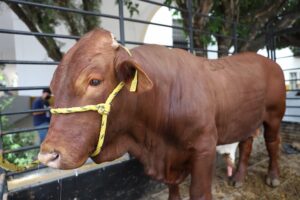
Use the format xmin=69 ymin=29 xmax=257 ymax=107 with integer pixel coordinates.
xmin=38 ymin=151 xmax=87 ymax=169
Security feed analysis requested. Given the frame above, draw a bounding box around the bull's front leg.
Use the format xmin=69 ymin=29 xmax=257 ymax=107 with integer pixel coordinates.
xmin=190 ymin=130 xmax=217 ymax=200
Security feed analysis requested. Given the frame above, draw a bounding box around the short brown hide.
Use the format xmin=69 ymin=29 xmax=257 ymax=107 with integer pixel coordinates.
xmin=39 ymin=28 xmax=286 ymax=200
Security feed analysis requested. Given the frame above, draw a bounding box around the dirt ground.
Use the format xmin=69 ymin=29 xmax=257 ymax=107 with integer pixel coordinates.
xmin=145 ymin=135 xmax=300 ymax=200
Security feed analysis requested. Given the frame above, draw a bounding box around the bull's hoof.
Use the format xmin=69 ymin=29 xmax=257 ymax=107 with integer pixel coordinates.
xmin=229 ymin=178 xmax=243 ymax=188
xmin=266 ymin=176 xmax=280 ymax=187
xmin=233 ymin=181 xmax=243 ymax=188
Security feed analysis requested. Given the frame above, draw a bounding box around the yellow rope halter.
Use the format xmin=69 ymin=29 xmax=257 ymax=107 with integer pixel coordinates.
xmin=51 ymin=81 xmax=126 ymax=157
xmin=0 ymin=46 xmax=136 ymax=172
xmin=51 ymin=46 xmax=137 ymax=157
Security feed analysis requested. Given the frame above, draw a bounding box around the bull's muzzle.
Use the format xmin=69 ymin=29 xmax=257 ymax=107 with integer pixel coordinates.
xmin=38 ymin=151 xmax=60 ymax=168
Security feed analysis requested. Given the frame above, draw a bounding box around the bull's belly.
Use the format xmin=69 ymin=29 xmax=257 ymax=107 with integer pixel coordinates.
xmin=216 ymin=97 xmax=265 ymax=144
xmin=217 ymin=122 xmax=262 ymax=145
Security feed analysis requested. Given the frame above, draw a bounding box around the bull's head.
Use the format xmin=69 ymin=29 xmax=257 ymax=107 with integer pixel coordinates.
xmin=38 ymin=28 xmax=153 ymax=169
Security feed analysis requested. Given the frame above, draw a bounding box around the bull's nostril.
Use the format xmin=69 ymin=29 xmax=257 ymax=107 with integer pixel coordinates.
xmin=38 ymin=151 xmax=60 ymax=167
xmin=50 ymin=152 xmax=59 ymax=161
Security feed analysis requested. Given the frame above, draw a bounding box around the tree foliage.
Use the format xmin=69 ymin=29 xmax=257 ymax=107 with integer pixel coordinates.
xmin=0 ymin=71 xmax=38 ymax=167
xmin=165 ymin=0 xmax=300 ymax=57
xmin=5 ymin=0 xmax=142 ymax=61
xmin=3 ymin=132 xmax=38 ymax=166
xmin=5 ymin=0 xmax=300 ymax=59
xmin=119 ymin=0 xmax=139 ymax=16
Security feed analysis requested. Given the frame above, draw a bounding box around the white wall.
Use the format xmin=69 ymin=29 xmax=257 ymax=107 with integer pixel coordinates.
xmin=0 ymin=3 xmax=57 ymax=96
xmin=0 ymin=0 xmax=168 ymax=97
xmin=2 ymin=96 xmax=31 ymax=125
xmin=275 ymin=49 xmax=300 ymax=83
xmin=0 ymin=3 xmax=17 ymax=87
xmin=143 ymin=6 xmax=173 ymax=46
xmin=258 ymin=48 xmax=300 ymax=82
xmin=100 ymin=0 xmax=168 ymax=48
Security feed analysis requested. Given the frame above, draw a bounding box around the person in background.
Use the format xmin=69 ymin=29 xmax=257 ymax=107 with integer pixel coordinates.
xmin=32 ymin=88 xmax=51 ymax=143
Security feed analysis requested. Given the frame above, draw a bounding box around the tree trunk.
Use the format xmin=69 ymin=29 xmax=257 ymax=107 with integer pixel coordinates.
xmin=216 ymin=0 xmax=238 ymax=57
xmin=176 ymin=0 xmax=213 ymax=57
xmin=7 ymin=3 xmax=63 ymax=61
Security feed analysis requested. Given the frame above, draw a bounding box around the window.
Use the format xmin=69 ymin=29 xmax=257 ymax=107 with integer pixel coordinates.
xmin=290 ymin=72 xmax=297 ymax=90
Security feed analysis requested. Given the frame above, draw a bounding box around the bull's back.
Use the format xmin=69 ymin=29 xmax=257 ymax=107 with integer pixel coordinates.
xmin=132 ymin=46 xmax=285 ymax=144
xmin=207 ymin=53 xmax=285 ymax=144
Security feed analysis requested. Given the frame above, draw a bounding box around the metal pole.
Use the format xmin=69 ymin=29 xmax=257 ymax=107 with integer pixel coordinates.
xmin=187 ymin=0 xmax=194 ymax=53
xmin=269 ymin=25 xmax=277 ymax=61
xmin=118 ymin=0 xmax=125 ymax=45
xmin=270 ymin=27 xmax=274 ymax=60
xmin=0 ymin=172 xmax=6 ymax=199
xmin=0 ymin=111 xmax=8 ymax=199
xmin=266 ymin=26 xmax=270 ymax=59
xmin=273 ymin=36 xmax=277 ymax=61
xmin=232 ymin=21 xmax=238 ymax=54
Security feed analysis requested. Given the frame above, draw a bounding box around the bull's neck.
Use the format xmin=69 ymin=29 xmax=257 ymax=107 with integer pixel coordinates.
xmin=120 ymin=89 xmax=161 ymax=141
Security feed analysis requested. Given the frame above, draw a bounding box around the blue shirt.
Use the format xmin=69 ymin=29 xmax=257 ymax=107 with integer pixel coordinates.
xmin=32 ymin=97 xmax=51 ymax=126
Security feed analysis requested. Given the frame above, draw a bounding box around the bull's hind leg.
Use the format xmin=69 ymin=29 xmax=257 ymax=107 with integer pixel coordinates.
xmin=263 ymin=117 xmax=281 ymax=187
xmin=168 ymin=184 xmax=181 ymax=200
xmin=230 ymin=137 xmax=253 ymax=187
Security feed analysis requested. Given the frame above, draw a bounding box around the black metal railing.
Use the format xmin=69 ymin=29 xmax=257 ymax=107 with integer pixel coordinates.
xmin=0 ymin=1 xmax=244 ymax=185
xmin=1 ymin=0 xmax=295 ymax=197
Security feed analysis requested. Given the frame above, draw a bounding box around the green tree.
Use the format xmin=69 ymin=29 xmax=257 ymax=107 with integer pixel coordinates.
xmin=0 ymin=70 xmax=38 ymax=167
xmin=4 ymin=0 xmax=139 ymax=61
xmin=165 ymin=0 xmax=300 ymax=57
xmin=2 ymin=132 xmax=38 ymax=166
xmin=5 ymin=0 xmax=300 ymax=59
xmin=0 ymin=70 xmax=14 ymax=131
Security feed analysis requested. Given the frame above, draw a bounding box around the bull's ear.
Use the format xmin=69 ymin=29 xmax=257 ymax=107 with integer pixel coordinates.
xmin=116 ymin=60 xmax=153 ymax=93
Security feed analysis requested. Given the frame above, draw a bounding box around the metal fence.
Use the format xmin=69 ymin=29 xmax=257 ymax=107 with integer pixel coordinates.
xmin=0 ymin=0 xmax=297 ymax=197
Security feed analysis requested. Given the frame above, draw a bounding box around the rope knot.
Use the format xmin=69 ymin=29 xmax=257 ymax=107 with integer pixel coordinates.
xmin=97 ymin=104 xmax=111 ymax=115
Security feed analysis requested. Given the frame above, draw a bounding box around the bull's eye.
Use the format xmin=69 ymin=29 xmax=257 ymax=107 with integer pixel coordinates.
xmin=89 ymin=79 xmax=101 ymax=86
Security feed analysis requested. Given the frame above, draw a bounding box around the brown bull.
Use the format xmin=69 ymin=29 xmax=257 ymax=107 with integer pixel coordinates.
xmin=38 ymin=28 xmax=286 ymax=200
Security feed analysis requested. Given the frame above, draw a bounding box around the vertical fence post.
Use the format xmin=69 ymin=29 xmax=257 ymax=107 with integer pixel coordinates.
xmin=266 ymin=22 xmax=276 ymax=61
xmin=0 ymin=161 xmax=6 ymax=199
xmin=270 ymin=26 xmax=274 ymax=60
xmin=266 ymin=25 xmax=271 ymax=59
xmin=270 ymin=29 xmax=276 ymax=61
xmin=272 ymin=35 xmax=277 ymax=61
xmin=118 ymin=0 xmax=125 ymax=45
xmin=232 ymin=20 xmax=238 ymax=54
xmin=0 ymin=112 xmax=7 ymax=199
xmin=186 ymin=0 xmax=194 ymax=53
